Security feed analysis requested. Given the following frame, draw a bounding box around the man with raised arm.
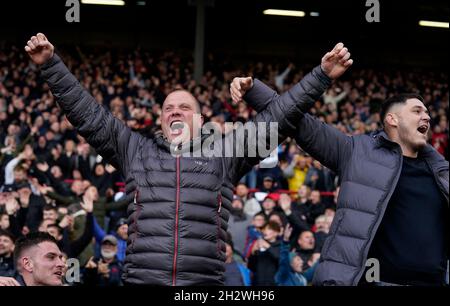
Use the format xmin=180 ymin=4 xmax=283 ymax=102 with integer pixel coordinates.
xmin=233 ymin=43 xmax=449 ymax=286
xmin=25 ymin=33 xmax=352 ymax=285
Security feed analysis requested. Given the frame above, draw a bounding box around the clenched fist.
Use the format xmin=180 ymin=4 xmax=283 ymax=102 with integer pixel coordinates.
xmin=24 ymin=33 xmax=54 ymax=65
xmin=230 ymin=77 xmax=254 ymax=104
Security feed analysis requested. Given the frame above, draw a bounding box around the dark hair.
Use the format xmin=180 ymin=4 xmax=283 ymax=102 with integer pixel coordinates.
xmin=13 ymin=232 xmax=58 ymax=266
xmin=43 ymin=204 xmax=57 ymax=212
xmin=264 ymin=220 xmax=281 ymax=233
xmin=0 ymin=229 xmax=16 ymax=243
xmin=268 ymin=211 xmax=288 ymax=227
xmin=47 ymin=223 xmax=63 ymax=236
xmin=253 ymin=211 xmax=267 ymax=220
xmin=380 ymin=93 xmax=424 ymax=126
xmin=165 ymin=89 xmax=201 ymax=113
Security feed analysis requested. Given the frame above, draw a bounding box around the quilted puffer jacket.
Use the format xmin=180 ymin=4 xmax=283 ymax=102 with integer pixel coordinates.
xmin=41 ymin=53 xmax=332 ymax=285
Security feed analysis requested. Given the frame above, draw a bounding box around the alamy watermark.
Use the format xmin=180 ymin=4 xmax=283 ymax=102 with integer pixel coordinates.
xmin=168 ymin=114 xmax=279 ymax=168
xmin=365 ymin=0 xmax=380 ymax=23
xmin=66 ymin=0 xmax=80 ymax=23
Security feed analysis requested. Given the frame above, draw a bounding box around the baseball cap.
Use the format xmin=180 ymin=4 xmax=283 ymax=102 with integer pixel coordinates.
xmin=102 ymin=235 xmax=118 ymax=246
xmin=263 ymin=176 xmax=274 ymax=182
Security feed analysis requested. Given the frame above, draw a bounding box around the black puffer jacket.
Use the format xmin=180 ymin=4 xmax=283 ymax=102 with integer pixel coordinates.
xmin=41 ymin=54 xmax=331 ymax=285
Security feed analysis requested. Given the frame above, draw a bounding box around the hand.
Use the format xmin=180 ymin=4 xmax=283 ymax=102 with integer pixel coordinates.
xmin=59 ymin=215 xmax=74 ymax=229
xmin=97 ymin=260 xmax=110 ymax=277
xmin=85 ymin=256 xmax=97 ymax=269
xmin=230 ymin=77 xmax=254 ymax=104
xmin=258 ymin=238 xmax=270 ymax=250
xmin=321 ymin=42 xmax=353 ymax=79
xmin=38 ymin=184 xmax=54 ymax=195
xmin=5 ymin=196 xmax=20 ymax=215
xmin=18 ymin=188 xmax=31 ymax=208
xmin=283 ymin=223 xmax=293 ymax=242
xmin=308 ymin=252 xmax=321 ymax=267
xmin=0 ymin=276 xmax=21 ymax=286
xmin=24 ymin=33 xmax=54 ymax=65
xmin=80 ymin=197 xmax=94 ymax=213
xmin=36 ymin=162 xmax=49 ymax=173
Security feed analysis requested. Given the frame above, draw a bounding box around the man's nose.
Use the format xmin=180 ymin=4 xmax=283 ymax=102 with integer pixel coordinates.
xmin=57 ymin=257 xmax=65 ymax=267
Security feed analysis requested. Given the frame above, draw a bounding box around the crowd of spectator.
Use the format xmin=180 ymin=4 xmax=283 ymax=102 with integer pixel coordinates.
xmin=0 ymin=43 xmax=448 ymax=285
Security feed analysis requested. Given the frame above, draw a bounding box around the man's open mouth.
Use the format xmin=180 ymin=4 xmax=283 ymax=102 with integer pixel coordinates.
xmin=54 ymin=271 xmax=63 ymax=277
xmin=170 ymin=121 xmax=185 ymax=136
xmin=417 ymin=125 xmax=428 ymax=134
xmin=170 ymin=120 xmax=184 ymax=129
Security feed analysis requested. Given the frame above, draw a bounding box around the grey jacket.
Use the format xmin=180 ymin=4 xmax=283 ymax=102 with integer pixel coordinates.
xmin=245 ymin=80 xmax=449 ymax=286
xmin=40 ymin=54 xmax=332 ymax=285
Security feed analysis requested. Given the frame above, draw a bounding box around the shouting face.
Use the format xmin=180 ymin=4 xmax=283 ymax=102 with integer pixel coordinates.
xmin=386 ymin=98 xmax=431 ymax=153
xmin=161 ymin=90 xmax=203 ymax=144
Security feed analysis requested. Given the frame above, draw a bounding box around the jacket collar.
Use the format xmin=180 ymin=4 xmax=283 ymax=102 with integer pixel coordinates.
xmin=371 ymin=129 xmax=447 ymax=168
xmin=154 ymin=130 xmax=220 ymax=156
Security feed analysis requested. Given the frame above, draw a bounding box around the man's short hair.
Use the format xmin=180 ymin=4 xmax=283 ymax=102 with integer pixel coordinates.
xmin=47 ymin=223 xmax=63 ymax=236
xmin=43 ymin=204 xmax=57 ymax=212
xmin=264 ymin=221 xmax=281 ymax=233
xmin=13 ymin=232 xmax=58 ymax=267
xmin=0 ymin=229 xmax=16 ymax=243
xmin=380 ymin=93 xmax=424 ymax=126
xmin=166 ymin=89 xmax=201 ymax=113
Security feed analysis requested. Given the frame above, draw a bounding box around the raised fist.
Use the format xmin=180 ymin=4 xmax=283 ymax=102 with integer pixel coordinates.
xmin=24 ymin=33 xmax=54 ymax=65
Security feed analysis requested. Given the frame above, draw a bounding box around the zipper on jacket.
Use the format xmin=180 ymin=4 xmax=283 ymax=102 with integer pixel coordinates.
xmin=352 ymin=152 xmax=403 ymax=285
xmin=216 ymin=193 xmax=222 ymax=258
xmin=217 ymin=193 xmax=222 ymax=213
xmin=172 ymin=156 xmax=181 ymax=286
xmin=131 ymin=189 xmax=140 ymax=251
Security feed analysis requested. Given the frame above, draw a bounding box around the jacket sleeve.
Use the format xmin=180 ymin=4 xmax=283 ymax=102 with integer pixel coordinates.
xmin=93 ymin=216 xmax=106 ymax=244
xmin=275 ymin=241 xmax=291 ymax=284
xmin=225 ymin=66 xmax=333 ymax=183
xmin=68 ymin=212 xmax=94 ymax=258
xmin=40 ymin=54 xmax=141 ymax=174
xmin=286 ymin=211 xmax=310 ymax=233
xmin=242 ymin=72 xmax=353 ymax=174
xmin=302 ymin=260 xmax=318 ymax=283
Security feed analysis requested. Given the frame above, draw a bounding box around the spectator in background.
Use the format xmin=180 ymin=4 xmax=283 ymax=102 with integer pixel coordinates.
xmin=282 ymin=154 xmax=309 ymax=193
xmin=12 ymin=232 xmax=65 ymax=286
xmin=278 ymin=193 xmax=310 ymax=242
xmin=0 ymin=213 xmax=10 ymax=230
xmin=248 ymin=221 xmax=282 ymax=286
xmin=223 ymin=238 xmax=251 ymax=286
xmin=313 ymin=215 xmax=331 ymax=252
xmin=227 ymin=196 xmax=252 ymax=257
xmin=0 ymin=229 xmax=16 ymax=277
xmin=93 ymin=217 xmax=128 ymax=263
xmin=259 ymin=175 xmax=278 ymax=193
xmin=83 ymin=235 xmax=123 ymax=286
xmin=305 ymin=160 xmax=335 ymax=192
xmin=235 ymin=182 xmax=261 ymax=217
xmin=275 ymin=224 xmax=318 ymax=286
xmin=244 ymin=212 xmax=267 ymax=259
xmin=294 ymin=230 xmax=319 ymax=271
xmin=295 ymin=184 xmax=311 ymax=206
xmin=299 ymin=190 xmax=326 ymax=227
xmin=261 ymin=194 xmax=279 ymax=218
xmin=45 ymin=196 xmax=93 ymax=259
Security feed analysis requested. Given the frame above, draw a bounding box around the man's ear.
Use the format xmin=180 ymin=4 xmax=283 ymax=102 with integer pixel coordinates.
xmin=21 ymin=257 xmax=33 ymax=273
xmin=385 ymin=113 xmax=398 ymax=128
